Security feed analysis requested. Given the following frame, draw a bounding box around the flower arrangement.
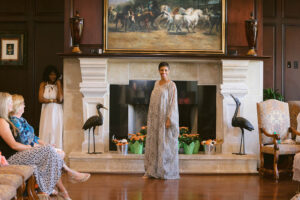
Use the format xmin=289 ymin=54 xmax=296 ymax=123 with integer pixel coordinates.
xmin=201 ymin=139 xmax=223 ymax=154
xmin=179 ymin=133 xmax=200 ymax=154
xmin=112 ymin=138 xmax=129 ymax=154
xmin=128 ymin=133 xmax=147 ymax=154
xmin=179 ymin=127 xmax=190 ymax=135
xmin=140 ymin=126 xmax=147 ymax=135
xmin=128 ymin=133 xmax=146 ymax=145
xmin=112 ymin=139 xmax=128 ymax=146
xmin=201 ymin=139 xmax=223 ymax=145
xmin=179 ymin=133 xmax=199 ymax=145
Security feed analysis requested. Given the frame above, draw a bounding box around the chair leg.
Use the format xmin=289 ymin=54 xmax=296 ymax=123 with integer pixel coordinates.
xmin=16 ymin=177 xmax=26 ymax=200
xmin=274 ymin=151 xmax=279 ymax=180
xmin=27 ymin=175 xmax=38 ymax=200
xmin=259 ymin=152 xmax=265 ymax=176
xmin=16 ymin=186 xmax=24 ymax=200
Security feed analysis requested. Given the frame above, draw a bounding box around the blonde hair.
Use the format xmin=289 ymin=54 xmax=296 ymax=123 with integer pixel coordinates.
xmin=10 ymin=94 xmax=24 ymax=116
xmin=0 ymin=92 xmax=17 ymax=136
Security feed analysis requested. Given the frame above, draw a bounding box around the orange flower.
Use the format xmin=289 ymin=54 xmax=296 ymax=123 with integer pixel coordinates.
xmin=180 ymin=127 xmax=189 ymax=130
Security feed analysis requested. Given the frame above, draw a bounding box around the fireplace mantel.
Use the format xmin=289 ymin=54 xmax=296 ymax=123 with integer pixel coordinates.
xmin=58 ymin=52 xmax=270 ymax=60
xmin=63 ymin=56 xmax=263 ymax=173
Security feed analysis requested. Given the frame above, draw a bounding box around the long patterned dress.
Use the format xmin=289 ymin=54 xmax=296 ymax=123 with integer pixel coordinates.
xmin=144 ymin=81 xmax=180 ymax=179
xmin=39 ymin=83 xmax=63 ymax=149
xmin=7 ymin=145 xmax=64 ymax=194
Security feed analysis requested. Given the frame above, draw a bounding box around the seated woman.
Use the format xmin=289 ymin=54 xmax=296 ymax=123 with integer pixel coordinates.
xmin=0 ymin=92 xmax=88 ymax=200
xmin=11 ymin=94 xmax=64 ymax=156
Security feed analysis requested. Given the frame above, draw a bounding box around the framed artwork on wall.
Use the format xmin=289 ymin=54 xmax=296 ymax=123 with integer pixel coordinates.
xmin=0 ymin=32 xmax=25 ymax=66
xmin=103 ymin=0 xmax=225 ymax=54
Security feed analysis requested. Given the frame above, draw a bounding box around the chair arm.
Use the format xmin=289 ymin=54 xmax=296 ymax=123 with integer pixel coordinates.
xmin=290 ymin=127 xmax=300 ymax=136
xmin=260 ymin=128 xmax=280 ymax=140
xmin=260 ymin=128 xmax=280 ymax=150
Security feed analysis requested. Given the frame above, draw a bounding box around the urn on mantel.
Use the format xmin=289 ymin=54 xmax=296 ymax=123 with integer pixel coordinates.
xmin=245 ymin=12 xmax=258 ymax=56
xmin=70 ymin=11 xmax=84 ymax=54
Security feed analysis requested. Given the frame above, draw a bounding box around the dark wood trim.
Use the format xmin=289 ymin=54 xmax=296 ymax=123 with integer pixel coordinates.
xmin=281 ymin=0 xmax=285 ymax=18
xmin=35 ymin=3 xmax=64 ymax=17
xmin=282 ymin=23 xmax=300 ymax=99
xmin=57 ymin=52 xmax=270 ymax=60
xmin=256 ymin=0 xmax=263 ymax=56
xmin=281 ymin=24 xmax=285 ymax=96
xmin=273 ymin=24 xmax=277 ymax=89
xmin=263 ymin=23 xmax=277 ymax=89
xmin=64 ymin=0 xmax=72 ymax=53
xmin=281 ymin=0 xmax=300 ymax=20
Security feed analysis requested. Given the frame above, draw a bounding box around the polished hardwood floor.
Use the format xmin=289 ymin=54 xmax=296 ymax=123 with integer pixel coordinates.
xmin=52 ymin=174 xmax=299 ymax=200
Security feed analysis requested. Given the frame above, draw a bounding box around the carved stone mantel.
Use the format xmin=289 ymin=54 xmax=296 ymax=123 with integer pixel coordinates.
xmin=63 ymin=57 xmax=263 ymax=173
xmin=79 ymin=58 xmax=109 ymax=153
xmin=220 ymin=60 xmax=249 ymax=153
xmin=73 ymin=58 xmax=263 ymax=155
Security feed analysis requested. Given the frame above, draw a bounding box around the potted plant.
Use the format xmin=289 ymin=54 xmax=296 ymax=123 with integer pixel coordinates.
xmin=263 ymin=88 xmax=284 ymax=101
xmin=180 ymin=134 xmax=196 ymax=155
xmin=191 ymin=134 xmax=200 ymax=154
xmin=178 ymin=127 xmax=190 ymax=152
xmin=201 ymin=139 xmax=223 ymax=155
xmin=112 ymin=139 xmax=129 ymax=155
xmin=128 ymin=133 xmax=146 ymax=154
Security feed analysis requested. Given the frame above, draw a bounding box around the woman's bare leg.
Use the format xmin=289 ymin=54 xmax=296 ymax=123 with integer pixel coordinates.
xmin=56 ymin=148 xmax=90 ymax=183
xmin=56 ymin=179 xmax=71 ymax=199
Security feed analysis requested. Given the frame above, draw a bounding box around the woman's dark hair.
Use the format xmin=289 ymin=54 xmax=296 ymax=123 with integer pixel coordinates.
xmin=158 ymin=62 xmax=170 ymax=70
xmin=43 ymin=65 xmax=59 ymax=82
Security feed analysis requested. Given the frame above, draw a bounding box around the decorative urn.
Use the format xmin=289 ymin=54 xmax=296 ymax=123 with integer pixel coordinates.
xmin=245 ymin=12 xmax=258 ymax=56
xmin=70 ymin=11 xmax=84 ymax=54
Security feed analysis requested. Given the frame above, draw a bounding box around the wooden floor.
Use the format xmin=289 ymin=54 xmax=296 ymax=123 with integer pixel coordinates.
xmin=53 ymin=174 xmax=299 ymax=200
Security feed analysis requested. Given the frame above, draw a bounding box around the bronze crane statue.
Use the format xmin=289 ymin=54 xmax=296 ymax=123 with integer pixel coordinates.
xmin=231 ymin=94 xmax=254 ymax=155
xmin=82 ymin=103 xmax=107 ymax=154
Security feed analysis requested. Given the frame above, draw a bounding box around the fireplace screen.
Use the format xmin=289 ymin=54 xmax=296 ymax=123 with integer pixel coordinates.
xmin=109 ymin=80 xmax=216 ymax=150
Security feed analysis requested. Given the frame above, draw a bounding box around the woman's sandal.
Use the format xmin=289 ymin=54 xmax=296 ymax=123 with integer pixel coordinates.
xmin=142 ymin=175 xmax=152 ymax=179
xmin=68 ymin=172 xmax=91 ymax=184
xmin=58 ymin=191 xmax=72 ymax=200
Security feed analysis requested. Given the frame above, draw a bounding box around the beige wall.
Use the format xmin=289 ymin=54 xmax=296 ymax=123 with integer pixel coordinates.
xmin=63 ymin=58 xmax=84 ymax=160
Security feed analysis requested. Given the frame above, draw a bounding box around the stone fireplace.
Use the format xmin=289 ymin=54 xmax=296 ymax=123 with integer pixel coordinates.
xmin=109 ymin=80 xmax=215 ymax=150
xmin=63 ymin=56 xmax=263 ymax=173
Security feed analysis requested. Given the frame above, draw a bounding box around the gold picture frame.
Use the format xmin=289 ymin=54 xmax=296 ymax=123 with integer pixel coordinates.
xmin=103 ymin=0 xmax=226 ymax=54
xmin=0 ymin=32 xmax=25 ymax=66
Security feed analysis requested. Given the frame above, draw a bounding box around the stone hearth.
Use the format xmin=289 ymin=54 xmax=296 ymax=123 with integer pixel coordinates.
xmin=63 ymin=57 xmax=263 ymax=174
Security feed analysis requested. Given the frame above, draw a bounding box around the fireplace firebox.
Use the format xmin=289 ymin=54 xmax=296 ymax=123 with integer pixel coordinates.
xmin=109 ymin=80 xmax=216 ymax=150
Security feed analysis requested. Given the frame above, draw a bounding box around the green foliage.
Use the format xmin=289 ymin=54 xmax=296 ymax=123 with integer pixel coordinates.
xmin=139 ymin=126 xmax=147 ymax=135
xmin=179 ymin=127 xmax=190 ymax=135
xmin=263 ymin=88 xmax=284 ymax=101
xmin=178 ymin=134 xmax=199 ymax=145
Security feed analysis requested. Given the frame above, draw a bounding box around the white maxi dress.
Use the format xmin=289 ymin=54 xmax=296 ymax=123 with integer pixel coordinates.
xmin=39 ymin=83 xmax=63 ymax=149
xmin=144 ymin=81 xmax=180 ymax=179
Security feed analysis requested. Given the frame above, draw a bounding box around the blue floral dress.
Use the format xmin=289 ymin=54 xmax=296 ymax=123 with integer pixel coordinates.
xmin=8 ymin=116 xmax=63 ymax=194
xmin=10 ymin=116 xmax=40 ymax=146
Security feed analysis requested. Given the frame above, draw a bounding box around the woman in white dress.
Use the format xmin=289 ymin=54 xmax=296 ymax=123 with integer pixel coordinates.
xmin=39 ymin=65 xmax=63 ymax=149
xmin=144 ymin=62 xmax=180 ymax=179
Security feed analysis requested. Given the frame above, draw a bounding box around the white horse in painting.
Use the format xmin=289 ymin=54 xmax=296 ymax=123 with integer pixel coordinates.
xmin=154 ymin=6 xmax=205 ymax=33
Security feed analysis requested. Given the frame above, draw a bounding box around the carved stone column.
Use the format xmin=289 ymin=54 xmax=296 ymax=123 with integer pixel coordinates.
xmin=79 ymin=58 xmax=109 ymax=153
xmin=220 ymin=60 xmax=249 ymax=153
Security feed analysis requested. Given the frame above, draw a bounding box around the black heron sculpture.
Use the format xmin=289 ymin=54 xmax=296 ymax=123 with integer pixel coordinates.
xmin=82 ymin=103 xmax=107 ymax=154
xmin=230 ymin=94 xmax=254 ymax=155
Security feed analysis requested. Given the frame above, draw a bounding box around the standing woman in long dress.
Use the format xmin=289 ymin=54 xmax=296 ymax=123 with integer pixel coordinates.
xmin=39 ymin=65 xmax=63 ymax=149
xmin=144 ymin=62 xmax=180 ymax=179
